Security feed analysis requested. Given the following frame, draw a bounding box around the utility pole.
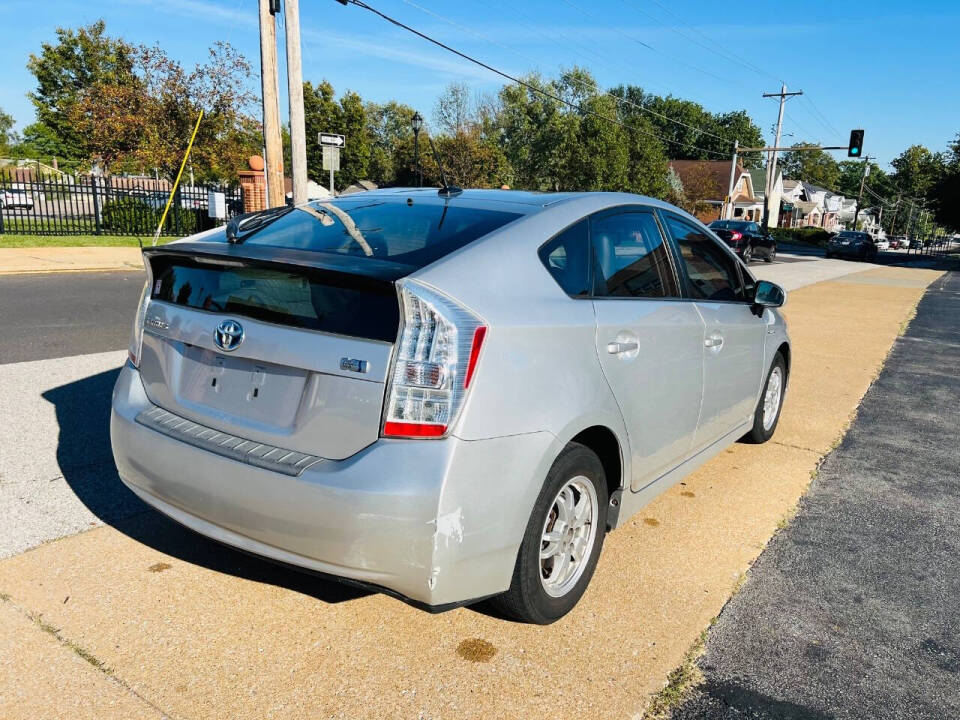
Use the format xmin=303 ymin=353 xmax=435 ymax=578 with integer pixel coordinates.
xmin=725 ymin=140 xmax=738 ymax=220
xmin=284 ymin=0 xmax=308 ymax=205
xmin=852 ymin=156 xmax=872 ymax=231
xmin=761 ymin=85 xmax=803 ymax=230
xmin=887 ymin=194 xmax=901 ymax=238
xmin=259 ymin=0 xmax=285 ymax=208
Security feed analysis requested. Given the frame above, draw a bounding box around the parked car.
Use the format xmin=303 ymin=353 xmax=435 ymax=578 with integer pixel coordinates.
xmin=1 ymin=188 xmax=34 ymax=210
xmin=706 ymin=220 xmax=777 ymax=263
xmin=111 ymin=189 xmax=790 ymax=623
xmin=825 ymin=231 xmax=877 ymax=261
xmin=874 ymin=237 xmax=890 ymax=251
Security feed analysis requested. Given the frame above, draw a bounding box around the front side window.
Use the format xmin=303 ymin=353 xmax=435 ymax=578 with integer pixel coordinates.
xmin=663 ymin=213 xmax=746 ymax=302
xmin=589 ymin=210 xmax=679 ymax=298
xmin=538 ymin=219 xmax=590 ymax=297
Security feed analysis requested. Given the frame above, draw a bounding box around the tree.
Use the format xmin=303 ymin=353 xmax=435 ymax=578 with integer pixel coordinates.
xmin=303 ymin=80 xmax=373 ymax=190
xmin=365 ymin=100 xmax=417 ymax=186
xmin=890 ymin=144 xmax=945 ymax=199
xmin=68 ymin=41 xmax=260 ymax=178
xmin=0 ymin=108 xmax=15 ymax=155
xmin=26 ymin=20 xmax=136 ymax=160
xmin=779 ymin=143 xmax=840 ymax=189
xmin=932 ymin=133 xmax=960 ymax=231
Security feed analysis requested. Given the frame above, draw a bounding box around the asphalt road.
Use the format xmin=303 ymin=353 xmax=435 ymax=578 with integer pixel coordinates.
xmin=0 ymin=270 xmax=144 ymax=364
xmin=672 ymin=271 xmax=960 ymax=720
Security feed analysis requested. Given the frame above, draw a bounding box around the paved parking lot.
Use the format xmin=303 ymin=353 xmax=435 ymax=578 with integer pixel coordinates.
xmin=0 ymin=256 xmax=945 ymax=719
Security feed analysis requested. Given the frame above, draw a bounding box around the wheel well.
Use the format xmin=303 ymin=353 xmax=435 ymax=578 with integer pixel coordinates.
xmin=777 ymin=342 xmax=791 ymax=374
xmin=570 ymin=426 xmax=622 ymax=500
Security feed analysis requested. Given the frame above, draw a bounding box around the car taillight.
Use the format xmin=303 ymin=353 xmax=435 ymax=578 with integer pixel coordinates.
xmin=730 ymin=231 xmax=742 ymax=241
xmin=128 ymin=260 xmax=153 ymax=368
xmin=382 ymin=281 xmax=486 ymax=439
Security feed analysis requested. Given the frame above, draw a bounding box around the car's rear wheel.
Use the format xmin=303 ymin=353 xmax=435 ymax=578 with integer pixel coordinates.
xmin=742 ymin=245 xmax=754 ymax=263
xmin=745 ymin=352 xmax=786 ymax=444
xmin=491 ymin=443 xmax=608 ymax=624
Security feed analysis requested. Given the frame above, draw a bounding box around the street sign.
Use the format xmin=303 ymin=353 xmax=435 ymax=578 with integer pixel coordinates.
xmin=322 ymin=146 xmax=341 ymax=172
xmin=319 ymin=133 xmax=345 ymax=148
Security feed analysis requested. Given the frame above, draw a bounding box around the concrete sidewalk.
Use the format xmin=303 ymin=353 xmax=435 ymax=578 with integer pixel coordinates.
xmin=0 ymin=247 xmax=145 ymax=275
xmin=0 ymin=265 xmax=943 ymax=720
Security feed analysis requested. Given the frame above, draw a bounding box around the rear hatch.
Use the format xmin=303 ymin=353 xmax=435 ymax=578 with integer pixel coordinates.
xmin=137 ymin=194 xmax=524 ymax=460
xmin=139 ymin=250 xmax=400 ymax=460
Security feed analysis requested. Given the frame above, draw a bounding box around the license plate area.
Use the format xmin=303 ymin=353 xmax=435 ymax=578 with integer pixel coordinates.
xmin=178 ymin=344 xmax=307 ymax=430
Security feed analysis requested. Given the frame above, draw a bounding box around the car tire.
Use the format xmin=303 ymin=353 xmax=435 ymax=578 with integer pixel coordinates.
xmin=490 ymin=442 xmax=608 ymax=624
xmin=742 ymin=245 xmax=754 ymax=263
xmin=763 ymin=246 xmax=776 ymax=263
xmin=744 ymin=352 xmax=786 ymax=444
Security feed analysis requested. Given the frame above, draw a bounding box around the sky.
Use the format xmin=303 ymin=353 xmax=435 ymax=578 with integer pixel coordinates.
xmin=2 ymin=0 xmax=959 ymax=170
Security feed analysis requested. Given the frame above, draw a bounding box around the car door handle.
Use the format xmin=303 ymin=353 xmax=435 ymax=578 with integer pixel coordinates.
xmin=704 ymin=334 xmax=724 ymax=349
xmin=607 ymin=341 xmax=639 ymax=355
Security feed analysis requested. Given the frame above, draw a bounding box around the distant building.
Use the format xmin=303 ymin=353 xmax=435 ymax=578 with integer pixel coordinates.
xmin=668 ymin=159 xmax=752 ymax=224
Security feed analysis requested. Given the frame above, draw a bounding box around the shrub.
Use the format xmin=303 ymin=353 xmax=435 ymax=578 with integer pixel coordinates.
xmin=771 ymin=226 xmax=832 ymax=247
xmin=101 ymin=197 xmax=160 ymax=234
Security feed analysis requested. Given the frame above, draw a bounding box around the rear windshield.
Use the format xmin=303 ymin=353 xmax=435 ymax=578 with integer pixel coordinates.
xmin=234 ymin=197 xmax=522 ymax=270
xmin=149 ymin=255 xmax=399 ymax=342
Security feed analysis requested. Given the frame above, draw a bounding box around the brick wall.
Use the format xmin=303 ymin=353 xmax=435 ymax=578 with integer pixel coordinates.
xmin=238 ymin=170 xmax=266 ymax=213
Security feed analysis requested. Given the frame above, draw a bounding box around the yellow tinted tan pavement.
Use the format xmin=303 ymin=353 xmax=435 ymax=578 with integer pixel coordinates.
xmin=0 ymin=266 xmax=943 ymax=719
xmin=0 ymin=247 xmax=144 ymax=274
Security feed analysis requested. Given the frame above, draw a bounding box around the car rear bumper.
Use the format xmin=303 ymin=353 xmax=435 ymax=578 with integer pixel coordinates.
xmin=111 ymin=362 xmax=560 ymax=607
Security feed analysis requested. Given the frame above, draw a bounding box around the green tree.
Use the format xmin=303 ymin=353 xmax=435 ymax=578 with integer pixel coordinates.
xmin=365 ymin=100 xmax=417 ymax=186
xmin=26 ymin=20 xmax=136 ymax=160
xmin=932 ymin=133 xmax=960 ymax=231
xmin=303 ymin=81 xmax=372 ymax=190
xmin=779 ymin=143 xmax=841 ymax=189
xmin=890 ymin=144 xmax=945 ymax=199
xmin=0 ymin=108 xmax=15 ymax=155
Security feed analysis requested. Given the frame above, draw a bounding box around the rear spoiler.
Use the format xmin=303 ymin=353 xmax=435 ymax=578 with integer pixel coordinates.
xmin=143 ymin=240 xmax=415 ymax=283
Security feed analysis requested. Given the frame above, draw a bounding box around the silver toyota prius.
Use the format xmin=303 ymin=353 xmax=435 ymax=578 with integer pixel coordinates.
xmin=111 ymin=188 xmax=789 ymax=623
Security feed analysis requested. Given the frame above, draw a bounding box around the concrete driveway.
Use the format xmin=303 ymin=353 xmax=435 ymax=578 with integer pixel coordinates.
xmin=0 ymin=259 xmax=943 ymax=719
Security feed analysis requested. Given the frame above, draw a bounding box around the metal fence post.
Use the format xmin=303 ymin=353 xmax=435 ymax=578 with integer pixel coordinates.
xmin=91 ymin=177 xmax=103 ymax=235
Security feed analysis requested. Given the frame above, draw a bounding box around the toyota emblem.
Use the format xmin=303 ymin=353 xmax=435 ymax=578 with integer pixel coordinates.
xmin=214 ymin=319 xmax=244 ymax=352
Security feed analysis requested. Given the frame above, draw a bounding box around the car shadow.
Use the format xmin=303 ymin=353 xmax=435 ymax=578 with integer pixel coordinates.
xmin=42 ymin=367 xmax=369 ymax=606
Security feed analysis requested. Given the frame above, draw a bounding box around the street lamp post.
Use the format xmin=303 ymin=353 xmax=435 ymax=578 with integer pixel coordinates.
xmin=412 ymin=112 xmax=423 ymax=187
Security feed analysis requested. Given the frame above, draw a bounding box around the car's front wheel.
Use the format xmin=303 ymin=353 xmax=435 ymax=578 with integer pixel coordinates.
xmin=745 ymin=352 xmax=786 ymax=443
xmin=491 ymin=442 xmax=608 ymax=624
xmin=764 ymin=245 xmax=777 ymax=263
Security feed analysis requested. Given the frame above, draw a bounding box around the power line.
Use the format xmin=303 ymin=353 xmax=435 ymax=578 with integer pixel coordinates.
xmin=402 ymin=0 xmax=741 ymax=147
xmin=341 ymin=0 xmax=733 ymax=158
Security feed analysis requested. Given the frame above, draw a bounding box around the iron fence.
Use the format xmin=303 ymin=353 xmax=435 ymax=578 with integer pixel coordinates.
xmin=0 ymin=174 xmax=243 ymax=237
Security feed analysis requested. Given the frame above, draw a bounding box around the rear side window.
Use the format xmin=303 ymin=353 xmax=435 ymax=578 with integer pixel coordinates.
xmin=663 ymin=214 xmax=746 ymax=302
xmin=237 ymin=199 xmax=522 ymax=271
xmin=538 ymin=220 xmax=590 ymax=296
xmin=148 ymin=255 xmax=399 ymax=342
xmin=590 ymin=211 xmax=679 ymax=298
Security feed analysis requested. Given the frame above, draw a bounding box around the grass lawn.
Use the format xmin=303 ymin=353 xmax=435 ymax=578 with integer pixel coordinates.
xmin=0 ymin=234 xmax=180 ymax=248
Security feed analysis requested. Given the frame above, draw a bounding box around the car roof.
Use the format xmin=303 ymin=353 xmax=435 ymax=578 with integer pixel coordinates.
xmin=351 ymin=187 xmax=683 ymax=217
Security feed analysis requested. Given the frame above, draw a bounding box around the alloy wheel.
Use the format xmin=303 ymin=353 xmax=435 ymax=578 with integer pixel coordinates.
xmin=539 ymin=476 xmax=599 ymax=598
xmin=763 ymin=366 xmax=783 ymax=430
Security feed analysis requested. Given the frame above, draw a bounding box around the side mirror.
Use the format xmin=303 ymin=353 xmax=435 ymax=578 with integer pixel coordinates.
xmin=753 ymin=280 xmax=785 ymax=308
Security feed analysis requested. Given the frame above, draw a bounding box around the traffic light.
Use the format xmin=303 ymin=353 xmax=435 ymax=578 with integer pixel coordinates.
xmin=848 ymin=129 xmax=865 ymax=157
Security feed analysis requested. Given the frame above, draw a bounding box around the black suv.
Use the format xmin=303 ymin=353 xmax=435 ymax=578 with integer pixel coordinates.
xmin=826 ymin=231 xmax=877 ymax=261
xmin=707 ymin=220 xmax=777 ymax=263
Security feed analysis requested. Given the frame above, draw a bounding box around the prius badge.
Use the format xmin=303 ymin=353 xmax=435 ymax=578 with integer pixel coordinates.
xmin=214 ymin=319 xmax=244 ymax=352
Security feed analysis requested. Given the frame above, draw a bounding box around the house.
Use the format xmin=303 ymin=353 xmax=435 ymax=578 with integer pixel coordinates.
xmin=668 ymin=159 xmax=752 ymax=224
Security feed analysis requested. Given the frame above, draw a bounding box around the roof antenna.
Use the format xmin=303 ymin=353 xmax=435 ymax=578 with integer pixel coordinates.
xmin=427 ymin=135 xmax=462 ymax=198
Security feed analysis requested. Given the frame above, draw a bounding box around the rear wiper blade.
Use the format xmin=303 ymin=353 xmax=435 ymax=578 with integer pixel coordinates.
xmin=226 ymin=205 xmax=294 ymax=244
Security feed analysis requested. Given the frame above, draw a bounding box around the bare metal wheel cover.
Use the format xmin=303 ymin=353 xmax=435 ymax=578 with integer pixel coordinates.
xmin=763 ymin=365 xmax=784 ymax=431
xmin=539 ymin=475 xmax=599 ymax=598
